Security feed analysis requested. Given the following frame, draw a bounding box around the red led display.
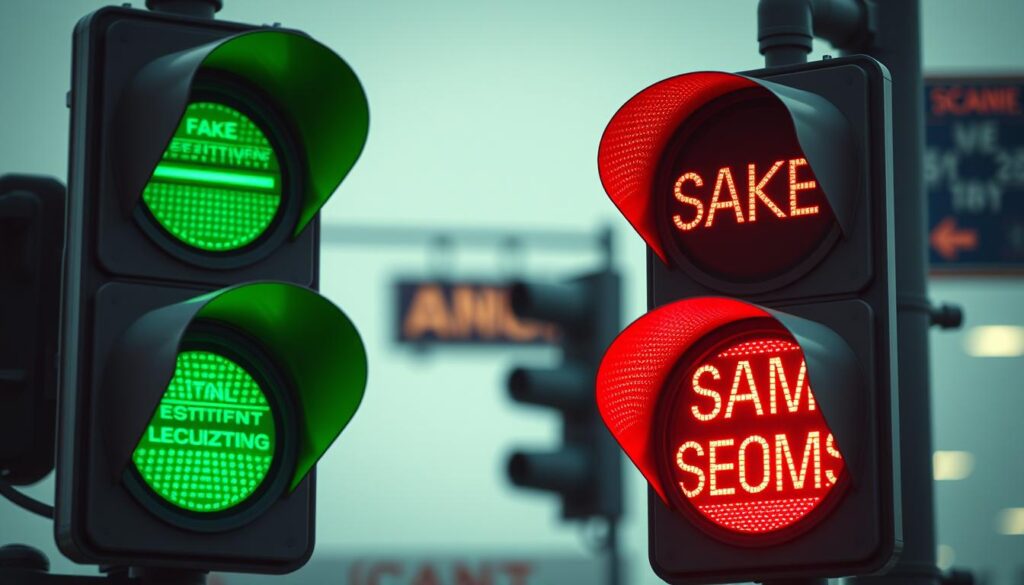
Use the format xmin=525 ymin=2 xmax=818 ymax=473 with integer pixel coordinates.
xmin=657 ymin=324 xmax=846 ymax=542
xmin=596 ymin=297 xmax=770 ymax=503
xmin=656 ymin=89 xmax=838 ymax=286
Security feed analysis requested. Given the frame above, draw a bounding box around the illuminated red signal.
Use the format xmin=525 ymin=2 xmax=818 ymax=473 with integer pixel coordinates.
xmin=597 ymin=297 xmax=855 ymax=544
xmin=595 ymin=56 xmax=899 ymax=583
xmin=661 ymin=329 xmax=846 ymax=541
xmin=595 ymin=297 xmax=767 ymax=503
xmin=669 ymin=158 xmax=822 ymax=233
xmin=599 ymin=73 xmax=855 ymax=292
xmin=598 ymin=72 xmax=756 ymax=265
xmin=657 ymin=88 xmax=838 ymax=287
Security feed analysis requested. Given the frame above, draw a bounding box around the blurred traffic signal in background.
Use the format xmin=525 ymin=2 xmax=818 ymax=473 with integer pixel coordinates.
xmin=0 ymin=175 xmax=64 ymax=488
xmin=56 ymin=3 xmax=368 ymax=573
xmin=506 ymin=270 xmax=623 ymax=522
xmin=596 ymin=57 xmax=901 ymax=583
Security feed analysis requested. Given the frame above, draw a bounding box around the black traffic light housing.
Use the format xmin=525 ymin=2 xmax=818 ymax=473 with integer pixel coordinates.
xmin=596 ymin=55 xmax=900 ymax=583
xmin=506 ymin=270 xmax=623 ymax=521
xmin=0 ymin=175 xmax=65 ymax=486
xmin=56 ymin=6 xmax=368 ymax=573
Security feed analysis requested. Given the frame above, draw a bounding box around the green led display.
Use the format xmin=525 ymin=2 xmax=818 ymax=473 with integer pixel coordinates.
xmin=132 ymin=351 xmax=277 ymax=513
xmin=142 ymin=102 xmax=283 ymax=252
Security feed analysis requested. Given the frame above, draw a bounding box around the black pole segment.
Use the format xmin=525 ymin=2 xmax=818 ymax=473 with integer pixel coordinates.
xmin=508 ymin=366 xmax=591 ymax=411
xmin=145 ymin=0 xmax=222 ymax=18
xmin=760 ymin=1 xmax=938 ymax=582
xmin=127 ymin=568 xmax=207 ymax=585
xmin=0 ymin=572 xmax=126 ymax=585
xmin=0 ymin=545 xmax=50 ymax=573
xmin=0 ymin=479 xmax=54 ymax=518
xmin=606 ymin=518 xmax=621 ymax=585
xmin=759 ymin=1 xmax=940 ymax=582
xmin=758 ymin=0 xmax=870 ymax=67
xmin=599 ymin=225 xmax=614 ymax=271
xmin=509 ymin=281 xmax=591 ymax=326
xmin=508 ymin=449 xmax=590 ymax=493
xmin=811 ymin=0 xmax=871 ymax=48
xmin=758 ymin=0 xmax=813 ymax=68
xmin=763 ymin=579 xmax=829 ymax=585
xmin=0 ymin=554 xmax=204 ymax=585
xmin=320 ymin=223 xmax=600 ymax=251
xmin=941 ymin=569 xmax=974 ymax=585
xmin=847 ymin=1 xmax=940 ymax=584
xmin=0 ymin=176 xmax=65 ymax=486
xmin=598 ymin=228 xmax=620 ymax=585
xmin=929 ymin=302 xmax=963 ymax=330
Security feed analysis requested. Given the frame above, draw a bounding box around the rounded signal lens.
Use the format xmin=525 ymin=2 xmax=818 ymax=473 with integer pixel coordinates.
xmin=141 ymin=101 xmax=283 ymax=253
xmin=657 ymin=90 xmax=838 ymax=289
xmin=661 ymin=326 xmax=846 ymax=542
xmin=132 ymin=350 xmax=277 ymax=514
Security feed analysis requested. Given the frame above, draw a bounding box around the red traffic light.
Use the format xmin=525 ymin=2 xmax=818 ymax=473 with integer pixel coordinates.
xmin=598 ymin=57 xmax=899 ymax=581
xmin=597 ymin=72 xmax=857 ymax=293
xmin=597 ymin=297 xmax=860 ymax=544
xmin=664 ymin=328 xmax=846 ymax=543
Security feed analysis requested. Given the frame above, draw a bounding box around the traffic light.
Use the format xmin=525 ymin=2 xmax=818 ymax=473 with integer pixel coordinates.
xmin=506 ymin=270 xmax=622 ymax=522
xmin=55 ymin=5 xmax=369 ymax=573
xmin=595 ymin=56 xmax=900 ymax=583
xmin=0 ymin=175 xmax=64 ymax=486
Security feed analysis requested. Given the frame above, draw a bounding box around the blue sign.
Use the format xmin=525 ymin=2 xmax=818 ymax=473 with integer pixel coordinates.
xmin=925 ymin=77 xmax=1024 ymax=272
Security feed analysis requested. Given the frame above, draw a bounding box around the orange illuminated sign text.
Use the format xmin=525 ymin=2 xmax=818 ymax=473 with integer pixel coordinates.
xmin=398 ymin=282 xmax=559 ymax=345
xmin=930 ymin=85 xmax=1022 ymax=117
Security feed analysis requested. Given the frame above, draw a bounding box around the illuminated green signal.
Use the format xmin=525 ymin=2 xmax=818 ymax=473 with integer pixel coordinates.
xmin=132 ymin=351 xmax=277 ymax=513
xmin=142 ymin=102 xmax=283 ymax=252
xmin=152 ymin=164 xmax=276 ymax=190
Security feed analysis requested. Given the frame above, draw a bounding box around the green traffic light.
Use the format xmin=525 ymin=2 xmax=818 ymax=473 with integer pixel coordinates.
xmin=131 ymin=350 xmax=277 ymax=513
xmin=141 ymin=101 xmax=283 ymax=253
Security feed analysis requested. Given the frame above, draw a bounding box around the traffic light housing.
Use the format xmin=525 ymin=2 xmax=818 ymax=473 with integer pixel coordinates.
xmin=596 ymin=56 xmax=900 ymax=582
xmin=506 ymin=270 xmax=622 ymax=522
xmin=56 ymin=6 xmax=368 ymax=572
xmin=0 ymin=175 xmax=64 ymax=486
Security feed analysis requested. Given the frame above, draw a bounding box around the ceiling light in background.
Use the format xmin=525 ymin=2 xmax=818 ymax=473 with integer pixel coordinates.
xmin=933 ymin=450 xmax=974 ymax=481
xmin=936 ymin=544 xmax=956 ymax=571
xmin=996 ymin=508 xmax=1024 ymax=535
xmin=964 ymin=325 xmax=1024 ymax=357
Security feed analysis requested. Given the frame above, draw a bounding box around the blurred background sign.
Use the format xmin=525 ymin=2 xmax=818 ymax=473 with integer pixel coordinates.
xmin=926 ymin=77 xmax=1024 ymax=272
xmin=396 ymin=281 xmax=559 ymax=346
xmin=216 ymin=555 xmax=605 ymax=585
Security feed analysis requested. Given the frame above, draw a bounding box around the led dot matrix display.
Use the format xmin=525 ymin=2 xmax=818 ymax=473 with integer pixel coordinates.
xmin=132 ymin=351 xmax=277 ymax=513
xmin=659 ymin=93 xmax=837 ymax=285
xmin=665 ymin=332 xmax=845 ymax=538
xmin=142 ymin=102 xmax=283 ymax=252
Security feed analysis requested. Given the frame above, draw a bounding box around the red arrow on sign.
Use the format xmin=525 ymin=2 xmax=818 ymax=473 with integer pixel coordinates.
xmin=930 ymin=216 xmax=978 ymax=260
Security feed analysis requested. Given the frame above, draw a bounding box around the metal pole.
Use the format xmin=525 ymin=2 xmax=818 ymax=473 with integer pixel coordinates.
xmin=606 ymin=517 xmax=622 ymax=585
xmin=320 ymin=223 xmax=601 ymax=252
xmin=759 ymin=1 xmax=940 ymax=583
xmin=758 ymin=0 xmax=869 ymax=67
xmin=847 ymin=2 xmax=940 ymax=584
xmin=602 ymin=226 xmax=622 ymax=585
